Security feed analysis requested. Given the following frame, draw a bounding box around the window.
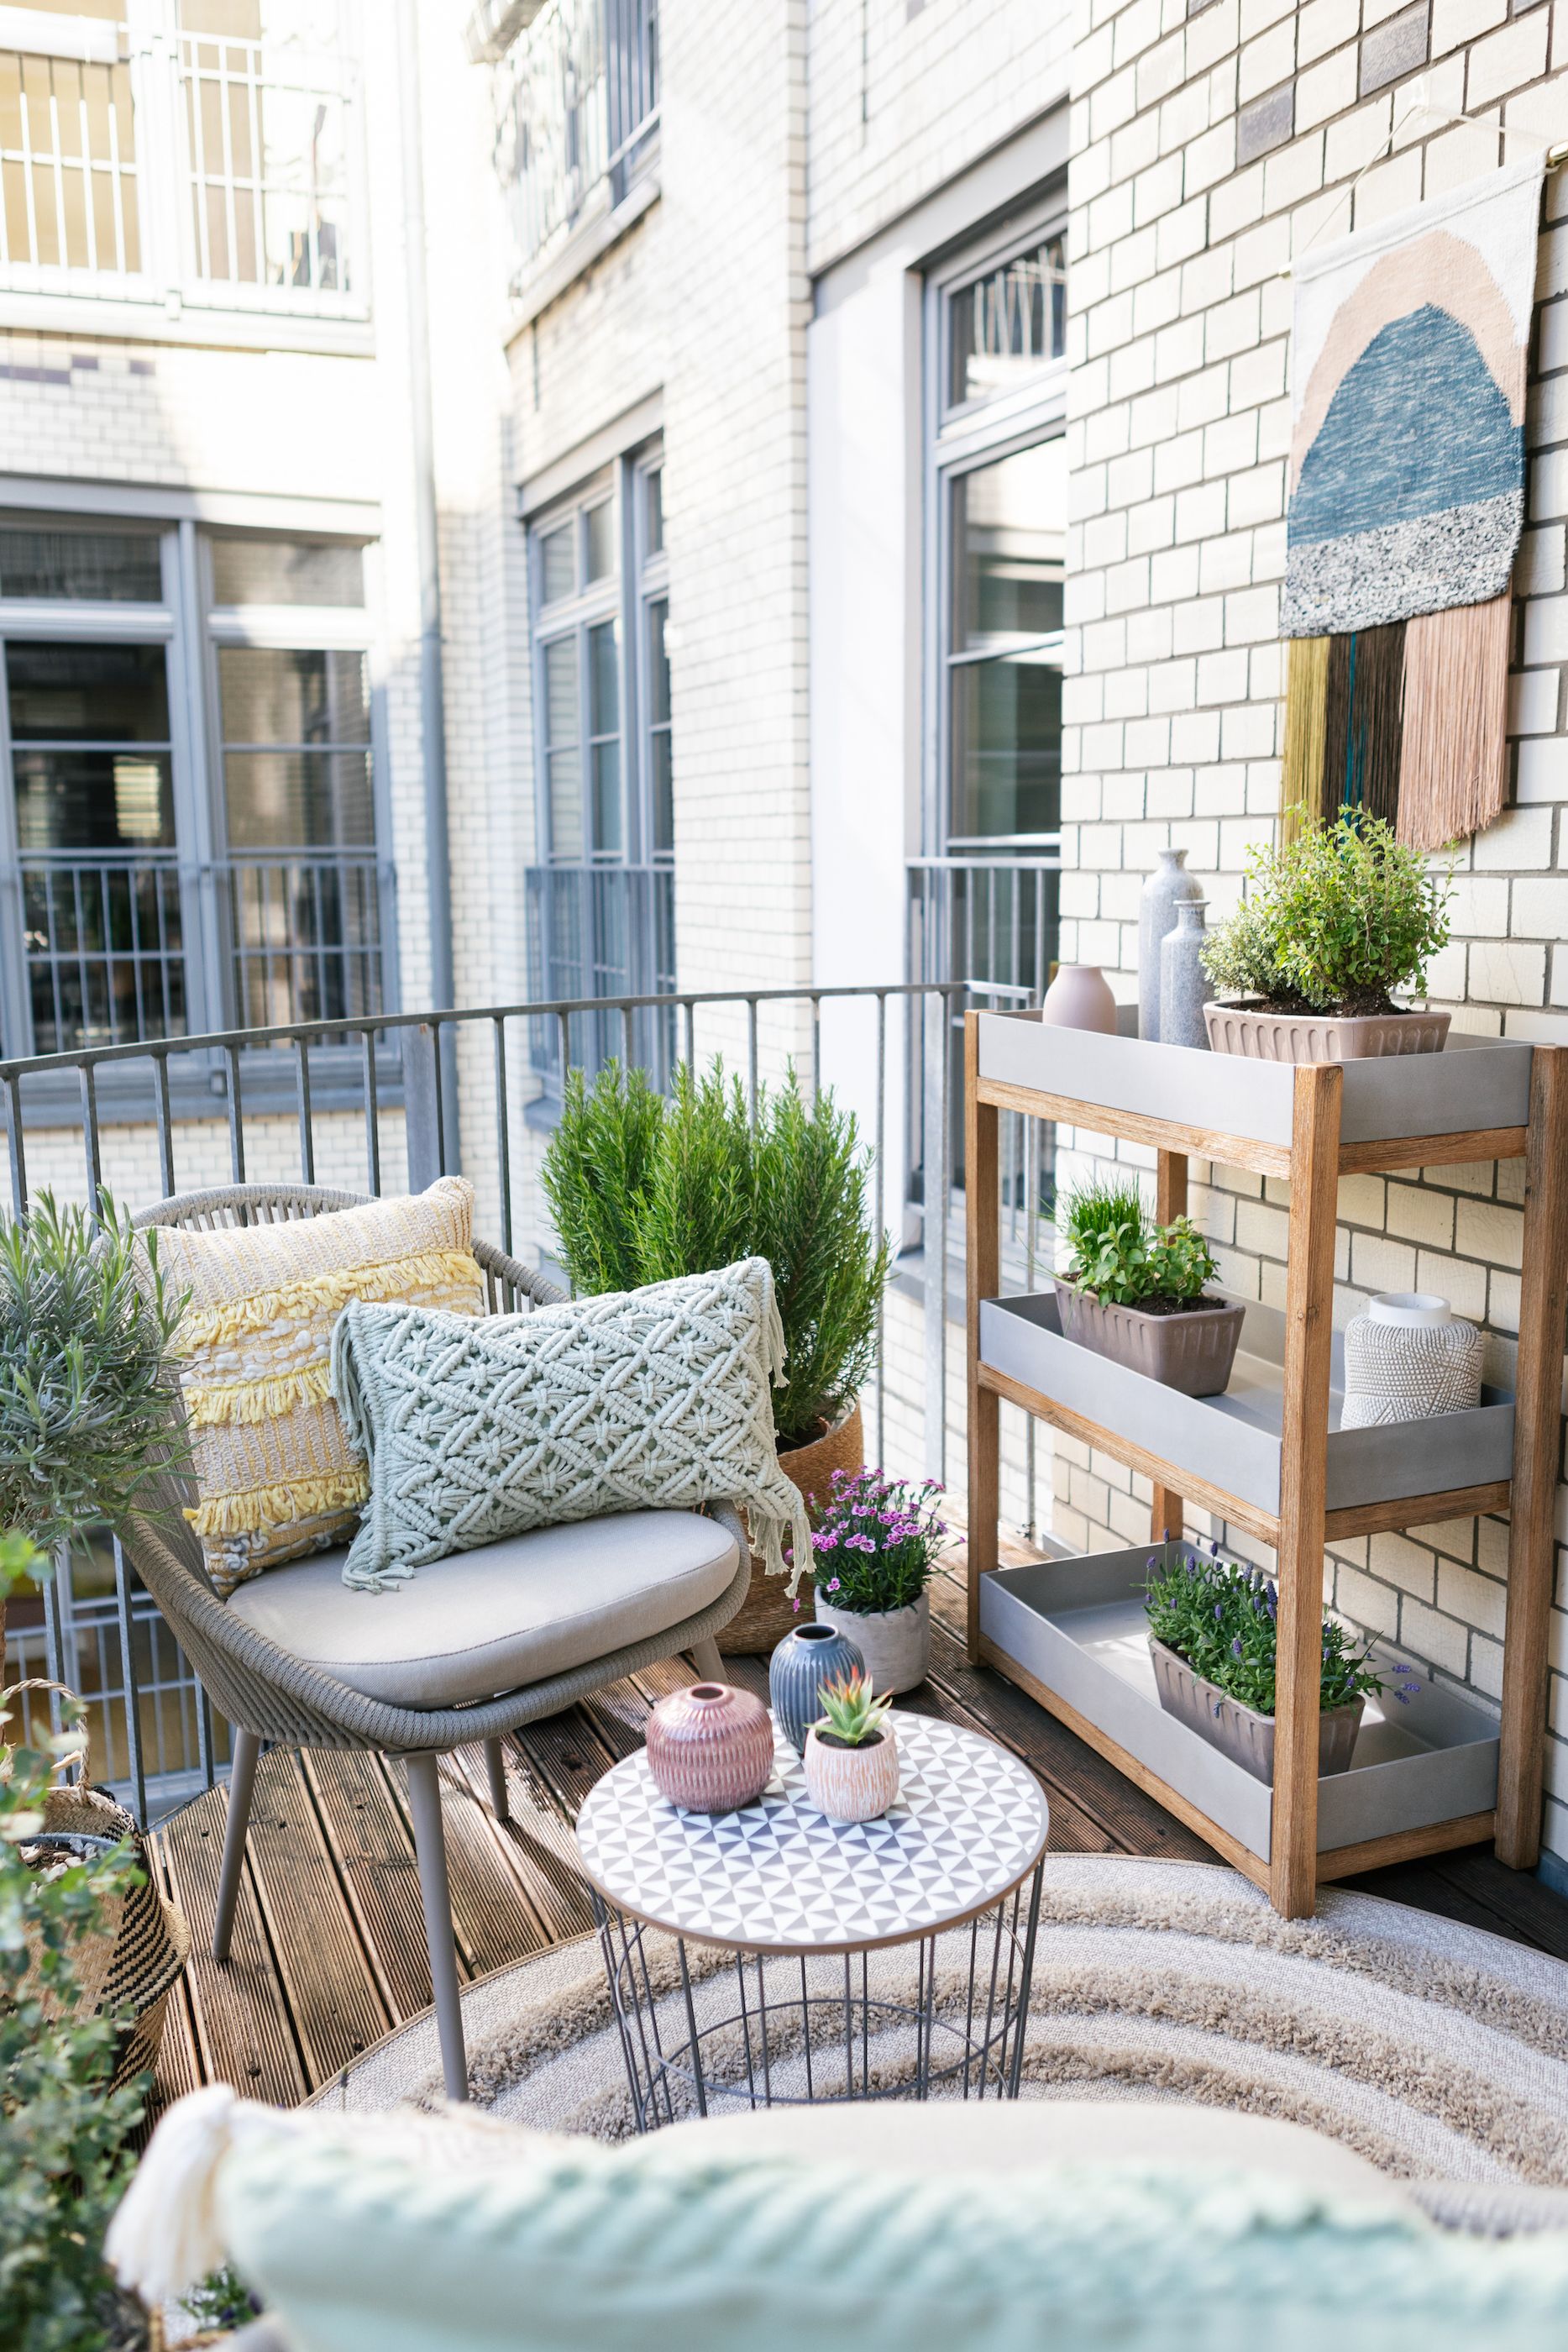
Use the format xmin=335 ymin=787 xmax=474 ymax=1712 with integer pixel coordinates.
xmin=946 ymin=234 xmax=1066 ymax=414
xmin=526 ymin=447 xmax=673 ymax=1086
xmin=492 ymin=0 xmax=659 ymax=283
xmin=947 ymin=438 xmax=1064 ymax=847
xmin=0 ymin=517 xmax=387 ymax=1058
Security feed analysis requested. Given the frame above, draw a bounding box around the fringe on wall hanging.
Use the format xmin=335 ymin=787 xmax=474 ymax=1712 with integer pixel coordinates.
xmin=1398 ymin=591 xmax=1512 ymax=848
xmin=1280 ymin=157 xmax=1542 ymax=845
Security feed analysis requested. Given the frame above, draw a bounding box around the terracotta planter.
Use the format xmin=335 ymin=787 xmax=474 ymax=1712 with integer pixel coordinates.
xmin=644 ymin=1681 xmax=774 ymax=1812
xmin=720 ymin=1399 xmax=864 ymax=1655
xmin=1149 ymin=1637 xmax=1364 ymax=1784
xmin=1204 ymin=999 xmax=1451 ymax=1063
xmin=815 ymin=1592 xmax=930 ymax=1694
xmin=1055 ymin=1282 xmax=1244 ymax=1399
xmin=803 ymin=1719 xmax=900 ymax=1823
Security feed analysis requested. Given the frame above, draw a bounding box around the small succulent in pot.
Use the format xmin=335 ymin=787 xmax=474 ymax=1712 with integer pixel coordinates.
xmin=1056 ymin=1177 xmax=1243 ymax=1397
xmin=803 ymin=1669 xmax=900 ymax=1824
xmin=807 ymin=1468 xmax=946 ymax=1693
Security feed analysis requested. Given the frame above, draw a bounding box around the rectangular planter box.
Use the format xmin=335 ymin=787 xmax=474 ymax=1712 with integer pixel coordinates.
xmin=979 ymin=1541 xmax=1500 ymax=1863
xmin=1056 ymin=1284 xmax=1245 ymax=1397
xmin=976 ymin=1010 xmax=1533 ymax=1152
xmin=1148 ymin=1638 xmax=1363 ymax=1783
xmin=980 ymin=1289 xmax=1514 ymax=1521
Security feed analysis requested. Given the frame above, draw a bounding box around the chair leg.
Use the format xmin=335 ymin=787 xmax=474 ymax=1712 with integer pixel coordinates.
xmin=484 ymin=1735 xmax=511 ymax=1823
xmin=404 ymin=1751 xmax=469 ymax=2102
xmin=688 ymin=1635 xmax=725 ymax=1681
xmin=212 ymin=1728 xmax=260 ymax=1963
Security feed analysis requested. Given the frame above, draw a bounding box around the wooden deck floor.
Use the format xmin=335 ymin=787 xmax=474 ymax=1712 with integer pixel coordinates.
xmin=146 ymin=1546 xmax=1568 ymax=2118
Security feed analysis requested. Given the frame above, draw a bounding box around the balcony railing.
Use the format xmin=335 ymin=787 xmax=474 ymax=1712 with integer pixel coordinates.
xmin=11 ymin=850 xmax=389 ymax=1055
xmin=1 ymin=974 xmax=977 ymax=1824
xmin=0 ymin=8 xmax=363 ymax=320
xmin=493 ymin=0 xmax=658 ymax=281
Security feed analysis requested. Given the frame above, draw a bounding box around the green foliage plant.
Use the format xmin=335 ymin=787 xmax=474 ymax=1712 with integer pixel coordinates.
xmin=1144 ymin=1544 xmax=1423 ymax=1718
xmin=1 ymin=1535 xmax=148 ymax=2352
xmin=814 ymin=1668 xmax=894 ymax=1747
xmin=806 ymin=1468 xmax=946 ymax=1614
xmin=1059 ymin=1177 xmax=1219 ymax=1310
xmin=1201 ymin=809 xmax=1453 ymax=1019
xmin=541 ymin=1060 xmax=891 ymax=1451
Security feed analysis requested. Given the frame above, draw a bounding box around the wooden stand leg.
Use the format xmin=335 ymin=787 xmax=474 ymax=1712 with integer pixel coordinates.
xmin=966 ymin=1012 xmax=1000 ymax=1662
xmin=1497 ymin=1045 xmax=1568 ymax=1868
xmin=1151 ymin=1148 xmax=1189 ymax=1541
xmin=1269 ymin=1064 xmax=1342 ymax=1919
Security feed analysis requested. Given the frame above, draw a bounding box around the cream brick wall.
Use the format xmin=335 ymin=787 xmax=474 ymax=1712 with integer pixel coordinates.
xmin=1062 ymin=0 xmax=1568 ymax=1860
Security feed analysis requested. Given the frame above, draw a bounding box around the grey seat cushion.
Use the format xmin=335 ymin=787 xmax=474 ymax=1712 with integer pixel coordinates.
xmin=225 ymin=1509 xmax=740 ymax=1708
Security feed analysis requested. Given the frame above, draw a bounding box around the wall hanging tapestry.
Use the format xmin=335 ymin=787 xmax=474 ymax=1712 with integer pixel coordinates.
xmin=1281 ymin=156 xmax=1544 ymax=848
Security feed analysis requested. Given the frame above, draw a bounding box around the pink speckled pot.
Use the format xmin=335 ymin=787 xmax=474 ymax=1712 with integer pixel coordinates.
xmin=803 ymin=1720 xmax=900 ymax=1824
xmin=645 ymin=1682 xmax=774 ymax=1814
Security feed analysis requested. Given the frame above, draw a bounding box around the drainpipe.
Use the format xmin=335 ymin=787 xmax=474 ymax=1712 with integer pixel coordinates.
xmin=395 ymin=0 xmax=459 ymax=1163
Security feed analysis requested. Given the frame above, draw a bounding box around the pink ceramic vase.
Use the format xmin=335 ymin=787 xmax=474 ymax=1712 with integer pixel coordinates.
xmin=1041 ymin=963 xmax=1118 ymax=1035
xmin=803 ymin=1719 xmax=899 ymax=1824
xmin=645 ymin=1682 xmax=774 ymax=1813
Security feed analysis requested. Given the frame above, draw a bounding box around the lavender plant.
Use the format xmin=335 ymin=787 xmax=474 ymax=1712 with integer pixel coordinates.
xmin=1144 ymin=1543 xmax=1423 ymax=1717
xmin=805 ymin=1468 xmax=946 ymax=1614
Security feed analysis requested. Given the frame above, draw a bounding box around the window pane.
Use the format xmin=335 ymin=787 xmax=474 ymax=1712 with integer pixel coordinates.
xmin=587 ymin=619 xmax=620 ymax=855
xmin=952 ymin=440 xmax=1065 ymax=652
xmin=951 ymin=651 xmax=1060 ymax=842
xmin=540 ymin=523 xmax=574 ymax=604
xmin=0 ymin=528 xmax=161 ymax=602
xmin=24 ymin=861 xmax=186 ymax=1055
xmin=948 ymin=234 xmax=1067 ymax=408
xmin=543 ymin=636 xmax=581 ymax=858
xmin=647 ymin=595 xmax=671 ymax=855
xmin=643 ymin=467 xmax=663 ymax=557
xmin=585 ymin=500 xmax=614 ymax=583
xmin=12 ymin=748 xmax=176 ymax=850
xmin=217 ymin=647 xmax=370 ymax=743
xmin=588 ymin=617 xmax=618 ymax=735
xmin=223 ymin=750 xmax=373 ymax=847
xmin=6 ymin=641 xmax=170 ymax=740
xmin=211 ymin=534 xmax=364 ymax=606
xmin=592 ymin=739 xmax=621 ymax=856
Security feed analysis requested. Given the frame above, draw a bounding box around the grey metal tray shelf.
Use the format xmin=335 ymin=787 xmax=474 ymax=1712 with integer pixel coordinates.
xmin=978 ymin=1543 xmax=1501 ymax=1866
xmin=979 ymin=1289 xmax=1515 ymax=1523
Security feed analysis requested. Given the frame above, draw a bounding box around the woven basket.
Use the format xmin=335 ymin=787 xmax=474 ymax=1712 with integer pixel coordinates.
xmin=9 ymin=1679 xmax=191 ymax=2092
xmin=719 ymin=1401 xmax=864 ymax=1655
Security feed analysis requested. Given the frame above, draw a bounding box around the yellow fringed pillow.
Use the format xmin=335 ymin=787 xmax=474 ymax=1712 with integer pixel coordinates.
xmin=155 ymin=1177 xmax=484 ymax=1599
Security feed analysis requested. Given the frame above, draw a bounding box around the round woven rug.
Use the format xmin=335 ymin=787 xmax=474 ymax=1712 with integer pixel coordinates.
xmin=307 ymin=1856 xmax=1568 ymax=2229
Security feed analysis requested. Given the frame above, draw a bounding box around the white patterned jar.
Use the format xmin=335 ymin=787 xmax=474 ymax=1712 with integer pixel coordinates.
xmin=1340 ymin=1293 xmax=1484 ymax=1431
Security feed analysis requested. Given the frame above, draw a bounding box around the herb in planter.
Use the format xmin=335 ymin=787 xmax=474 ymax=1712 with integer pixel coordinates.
xmin=1144 ymin=1546 xmax=1422 ymax=1716
xmin=814 ymin=1668 xmax=893 ymax=1748
xmin=1060 ymin=1177 xmax=1220 ymax=1315
xmin=806 ymin=1468 xmax=946 ymax=1614
xmin=1202 ymin=809 xmax=1452 ymax=1020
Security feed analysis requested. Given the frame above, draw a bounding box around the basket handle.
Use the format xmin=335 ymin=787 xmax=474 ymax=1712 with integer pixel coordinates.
xmin=0 ymin=1678 xmax=91 ymax=1786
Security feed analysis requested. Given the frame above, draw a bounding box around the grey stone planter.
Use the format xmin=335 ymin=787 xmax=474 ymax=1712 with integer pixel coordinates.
xmin=1148 ymin=1637 xmax=1364 ymax=1785
xmin=1204 ymin=1000 xmax=1452 ymax=1063
xmin=815 ymin=1591 xmax=930 ymax=1693
xmin=1054 ymin=1281 xmax=1245 ymax=1398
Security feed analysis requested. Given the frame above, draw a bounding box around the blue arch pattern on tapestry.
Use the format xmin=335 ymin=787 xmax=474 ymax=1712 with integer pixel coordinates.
xmin=1289 ymin=305 xmax=1522 ymax=548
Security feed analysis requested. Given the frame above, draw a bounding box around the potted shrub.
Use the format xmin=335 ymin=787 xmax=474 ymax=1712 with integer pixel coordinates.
xmin=802 ymin=1669 xmax=899 ymax=1824
xmin=805 ymin=1468 xmax=946 ymax=1693
xmin=1200 ymin=809 xmax=1454 ymax=1063
xmin=1056 ymin=1177 xmax=1244 ymax=1397
xmin=1144 ymin=1545 xmax=1423 ymax=1783
xmin=542 ymin=1061 xmax=891 ymax=1650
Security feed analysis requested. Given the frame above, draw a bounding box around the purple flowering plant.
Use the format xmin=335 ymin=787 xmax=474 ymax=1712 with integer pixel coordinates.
xmin=1144 ymin=1541 xmax=1421 ymax=1717
xmin=805 ymin=1467 xmax=947 ymax=1615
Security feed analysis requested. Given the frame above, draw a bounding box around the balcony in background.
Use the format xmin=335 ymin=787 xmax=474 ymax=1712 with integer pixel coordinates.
xmin=492 ymin=0 xmax=658 ymax=290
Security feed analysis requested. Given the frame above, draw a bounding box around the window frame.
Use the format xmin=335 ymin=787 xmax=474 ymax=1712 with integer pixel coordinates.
xmin=0 ymin=510 xmax=395 ymax=1074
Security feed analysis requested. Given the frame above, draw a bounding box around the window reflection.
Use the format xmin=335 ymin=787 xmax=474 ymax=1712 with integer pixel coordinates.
xmin=948 ymin=439 xmax=1063 ymax=843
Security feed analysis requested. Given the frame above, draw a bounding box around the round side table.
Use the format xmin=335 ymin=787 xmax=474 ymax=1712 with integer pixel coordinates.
xmin=574 ymin=1710 xmax=1049 ymax=2130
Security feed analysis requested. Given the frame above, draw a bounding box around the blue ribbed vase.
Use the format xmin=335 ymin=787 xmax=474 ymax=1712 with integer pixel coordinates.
xmin=768 ymin=1620 xmax=865 ymax=1754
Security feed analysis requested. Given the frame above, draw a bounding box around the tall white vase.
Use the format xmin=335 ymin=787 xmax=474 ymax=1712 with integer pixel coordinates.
xmin=1139 ymin=848 xmax=1204 ymax=1042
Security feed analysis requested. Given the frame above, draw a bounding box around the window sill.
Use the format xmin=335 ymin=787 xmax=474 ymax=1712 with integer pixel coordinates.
xmin=505 ymin=168 xmax=660 ymax=336
xmin=0 ymin=283 xmax=375 ymax=359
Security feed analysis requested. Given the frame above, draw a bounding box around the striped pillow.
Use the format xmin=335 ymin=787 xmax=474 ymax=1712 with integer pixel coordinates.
xmin=156 ymin=1179 xmax=484 ymax=1598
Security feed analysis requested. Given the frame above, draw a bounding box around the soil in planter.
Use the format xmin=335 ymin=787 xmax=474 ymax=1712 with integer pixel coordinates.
xmin=1229 ymin=990 xmax=1411 ymax=1020
xmin=1108 ymin=1292 xmax=1230 ymax=1316
xmin=814 ymin=1730 xmax=887 ymax=1751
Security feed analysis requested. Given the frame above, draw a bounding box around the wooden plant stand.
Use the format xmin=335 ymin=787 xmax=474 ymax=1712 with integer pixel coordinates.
xmin=963 ymin=1008 xmax=1568 ymax=1919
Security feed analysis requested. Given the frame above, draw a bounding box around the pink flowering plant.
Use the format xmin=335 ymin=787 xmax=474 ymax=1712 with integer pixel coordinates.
xmin=805 ymin=1468 xmax=946 ymax=1615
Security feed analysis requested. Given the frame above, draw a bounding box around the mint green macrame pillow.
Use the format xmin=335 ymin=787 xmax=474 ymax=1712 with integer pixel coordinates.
xmin=328 ymin=1255 xmax=812 ymax=1593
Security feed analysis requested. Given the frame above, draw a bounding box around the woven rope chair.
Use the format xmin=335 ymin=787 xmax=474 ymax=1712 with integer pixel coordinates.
xmin=123 ymin=1184 xmax=752 ymax=2098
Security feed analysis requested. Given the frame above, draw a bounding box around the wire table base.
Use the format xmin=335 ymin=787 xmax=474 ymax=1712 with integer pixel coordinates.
xmin=593 ymin=1861 xmax=1044 ymax=2131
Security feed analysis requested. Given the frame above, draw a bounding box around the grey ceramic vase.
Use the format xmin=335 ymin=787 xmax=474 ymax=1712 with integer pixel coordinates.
xmin=1160 ymin=897 xmax=1210 ymax=1052
xmin=768 ymin=1620 xmax=865 ymax=1754
xmin=1138 ymin=847 xmax=1204 ymax=1042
